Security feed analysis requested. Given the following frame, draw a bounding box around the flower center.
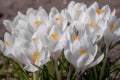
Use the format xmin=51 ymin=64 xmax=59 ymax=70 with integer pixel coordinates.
xmin=51 ymin=34 xmax=57 ymax=42
xmin=73 ymin=35 xmax=78 ymax=40
xmin=32 ymin=37 xmax=38 ymax=41
xmin=75 ymin=9 xmax=80 ymax=14
xmin=89 ymin=22 xmax=94 ymax=28
xmin=109 ymin=23 xmax=115 ymax=32
xmin=55 ymin=17 xmax=61 ymax=22
xmin=32 ymin=51 xmax=38 ymax=63
xmin=4 ymin=41 xmax=9 ymax=46
xmin=34 ymin=20 xmax=40 ymax=25
xmin=80 ymin=49 xmax=86 ymax=54
xmin=96 ymin=9 xmax=102 ymax=15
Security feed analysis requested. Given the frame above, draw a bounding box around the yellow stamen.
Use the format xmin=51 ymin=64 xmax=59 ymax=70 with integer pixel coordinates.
xmin=73 ymin=35 xmax=78 ymax=40
xmin=75 ymin=9 xmax=80 ymax=14
xmin=32 ymin=51 xmax=38 ymax=63
xmin=32 ymin=37 xmax=38 ymax=41
xmin=80 ymin=49 xmax=86 ymax=54
xmin=51 ymin=34 xmax=57 ymax=42
xmin=34 ymin=20 xmax=40 ymax=25
xmin=96 ymin=9 xmax=102 ymax=15
xmin=4 ymin=41 xmax=9 ymax=46
xmin=55 ymin=17 xmax=61 ymax=22
xmin=89 ymin=22 xmax=94 ymax=28
xmin=109 ymin=23 xmax=115 ymax=31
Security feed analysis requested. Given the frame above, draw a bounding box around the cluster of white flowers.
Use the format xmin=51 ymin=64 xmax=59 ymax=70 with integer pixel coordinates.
xmin=0 ymin=1 xmax=120 ymax=72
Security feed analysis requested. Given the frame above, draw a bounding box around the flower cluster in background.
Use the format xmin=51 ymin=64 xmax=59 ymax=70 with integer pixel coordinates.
xmin=0 ymin=1 xmax=120 ymax=80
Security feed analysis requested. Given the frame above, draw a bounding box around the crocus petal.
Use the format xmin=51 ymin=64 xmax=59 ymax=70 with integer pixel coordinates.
xmin=3 ymin=20 xmax=13 ymax=33
xmin=64 ymin=49 xmax=76 ymax=67
xmin=88 ymin=53 xmax=104 ymax=68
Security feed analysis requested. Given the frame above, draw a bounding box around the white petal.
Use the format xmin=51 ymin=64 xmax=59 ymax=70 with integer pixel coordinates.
xmin=85 ymin=44 xmax=98 ymax=65
xmin=49 ymin=7 xmax=59 ymax=19
xmin=89 ymin=53 xmax=104 ymax=68
xmin=64 ymin=49 xmax=76 ymax=67
xmin=76 ymin=54 xmax=88 ymax=68
xmin=24 ymin=64 xmax=38 ymax=72
xmin=89 ymin=2 xmax=99 ymax=10
xmin=3 ymin=20 xmax=13 ymax=32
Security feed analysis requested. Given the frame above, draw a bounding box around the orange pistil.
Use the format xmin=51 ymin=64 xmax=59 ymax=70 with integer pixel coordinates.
xmin=32 ymin=51 xmax=39 ymax=63
xmin=73 ymin=35 xmax=78 ymax=40
xmin=34 ymin=20 xmax=40 ymax=25
xmin=89 ymin=22 xmax=94 ymax=28
xmin=96 ymin=9 xmax=102 ymax=15
xmin=51 ymin=34 xmax=57 ymax=42
xmin=80 ymin=49 xmax=86 ymax=54
xmin=4 ymin=41 xmax=9 ymax=46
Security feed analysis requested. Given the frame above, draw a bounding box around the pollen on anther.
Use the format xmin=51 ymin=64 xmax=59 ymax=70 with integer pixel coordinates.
xmin=55 ymin=17 xmax=61 ymax=22
xmin=89 ymin=22 xmax=94 ymax=28
xmin=51 ymin=34 xmax=57 ymax=41
xmin=32 ymin=37 xmax=38 ymax=41
xmin=80 ymin=49 xmax=86 ymax=54
xmin=75 ymin=9 xmax=80 ymax=14
xmin=4 ymin=41 xmax=9 ymax=46
xmin=73 ymin=35 xmax=78 ymax=40
xmin=109 ymin=23 xmax=115 ymax=31
xmin=96 ymin=9 xmax=102 ymax=15
xmin=32 ymin=51 xmax=38 ymax=63
xmin=34 ymin=20 xmax=40 ymax=25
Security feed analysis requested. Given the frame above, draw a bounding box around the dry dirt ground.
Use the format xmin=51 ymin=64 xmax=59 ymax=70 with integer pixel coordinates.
xmin=0 ymin=0 xmax=120 ymax=79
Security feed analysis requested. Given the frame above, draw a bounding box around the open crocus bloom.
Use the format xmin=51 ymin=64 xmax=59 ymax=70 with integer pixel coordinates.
xmin=0 ymin=32 xmax=38 ymax=72
xmin=3 ymin=12 xmax=26 ymax=34
xmin=64 ymin=35 xmax=104 ymax=73
xmin=88 ymin=2 xmax=111 ymax=19
xmin=0 ymin=1 xmax=120 ymax=74
xmin=103 ymin=10 xmax=120 ymax=45
xmin=65 ymin=1 xmax=87 ymax=23
xmin=26 ymin=7 xmax=49 ymax=33
xmin=32 ymin=23 xmax=65 ymax=60
xmin=49 ymin=7 xmax=68 ymax=32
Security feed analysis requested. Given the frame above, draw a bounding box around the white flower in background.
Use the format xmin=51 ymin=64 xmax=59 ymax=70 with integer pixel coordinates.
xmin=65 ymin=1 xmax=87 ymax=23
xmin=60 ymin=25 xmax=86 ymax=50
xmin=26 ymin=7 xmax=49 ymax=33
xmin=88 ymin=2 xmax=111 ymax=21
xmin=103 ymin=10 xmax=120 ymax=45
xmin=32 ymin=24 xmax=64 ymax=60
xmin=49 ymin=7 xmax=68 ymax=32
xmin=64 ymin=36 xmax=104 ymax=73
xmin=3 ymin=12 xmax=26 ymax=34
xmin=26 ymin=40 xmax=51 ymax=67
xmin=0 ymin=32 xmax=38 ymax=72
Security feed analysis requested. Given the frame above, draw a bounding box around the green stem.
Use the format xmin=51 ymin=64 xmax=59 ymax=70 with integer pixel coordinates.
xmin=54 ymin=59 xmax=60 ymax=80
xmin=93 ymin=67 xmax=97 ymax=80
xmin=67 ymin=64 xmax=73 ymax=80
xmin=33 ymin=71 xmax=39 ymax=80
xmin=99 ymin=47 xmax=108 ymax=80
xmin=75 ymin=71 xmax=81 ymax=80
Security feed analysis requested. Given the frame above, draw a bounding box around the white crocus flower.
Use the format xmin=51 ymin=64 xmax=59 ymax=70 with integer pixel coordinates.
xmin=65 ymin=1 xmax=87 ymax=23
xmin=26 ymin=7 xmax=49 ymax=33
xmin=49 ymin=7 xmax=68 ymax=32
xmin=64 ymin=36 xmax=104 ymax=73
xmin=32 ymin=24 xmax=64 ymax=60
xmin=25 ymin=40 xmax=50 ymax=67
xmin=48 ymin=25 xmax=64 ymax=59
xmin=60 ymin=25 xmax=86 ymax=50
xmin=88 ymin=2 xmax=111 ymax=20
xmin=103 ymin=10 xmax=120 ymax=46
xmin=3 ymin=12 xmax=26 ymax=34
xmin=0 ymin=32 xmax=38 ymax=72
